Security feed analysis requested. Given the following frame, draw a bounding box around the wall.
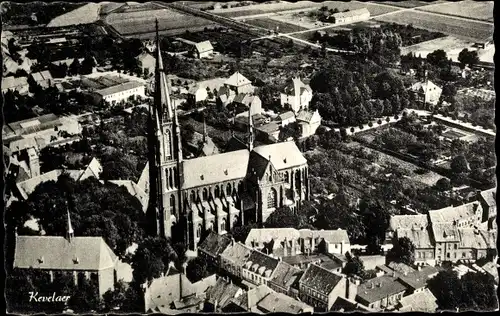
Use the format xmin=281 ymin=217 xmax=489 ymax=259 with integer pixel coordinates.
xmin=98 ymin=267 xmax=115 ymax=296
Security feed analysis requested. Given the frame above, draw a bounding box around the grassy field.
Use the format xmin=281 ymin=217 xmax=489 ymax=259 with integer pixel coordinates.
xmin=245 ymin=18 xmax=307 ymax=33
xmin=417 ymin=1 xmax=494 ymax=22
xmin=105 ymin=8 xmax=217 ymax=37
xmin=375 ymin=10 xmax=493 ymax=42
xmin=373 ymin=1 xmax=442 ymax=8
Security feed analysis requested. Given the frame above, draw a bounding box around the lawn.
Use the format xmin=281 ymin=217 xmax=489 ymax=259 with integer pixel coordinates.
xmin=245 ymin=18 xmax=307 ymax=33
xmin=375 ymin=10 xmax=493 ymax=42
xmin=417 ymin=1 xmax=494 ymax=22
xmin=374 ymin=1 xmax=443 ymax=9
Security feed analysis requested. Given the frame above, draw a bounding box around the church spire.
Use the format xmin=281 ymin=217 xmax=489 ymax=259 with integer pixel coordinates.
xmin=155 ymin=19 xmax=174 ymax=122
xmin=66 ymin=202 xmax=74 ymax=242
xmin=248 ymin=110 xmax=254 ymax=151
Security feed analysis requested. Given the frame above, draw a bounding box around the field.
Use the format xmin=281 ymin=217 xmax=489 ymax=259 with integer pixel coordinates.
xmin=375 ymin=10 xmax=493 ymax=42
xmin=105 ymin=8 xmax=217 ymax=37
xmin=400 ymin=36 xmax=474 ymax=61
xmin=418 ymin=1 xmax=494 ymax=22
xmin=373 ymin=1 xmax=443 ymax=8
xmin=245 ymin=18 xmax=307 ymax=33
xmin=215 ymin=1 xmax=400 ymax=19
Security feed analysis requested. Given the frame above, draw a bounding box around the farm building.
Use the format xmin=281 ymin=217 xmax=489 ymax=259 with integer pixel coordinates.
xmin=193 ymin=40 xmax=214 ymax=59
xmin=409 ymin=80 xmax=442 ymax=106
xmin=329 ymin=8 xmax=370 ymax=24
xmin=278 ymin=111 xmax=296 ymax=127
xmin=280 ymin=77 xmax=313 ymax=114
xmin=2 ymin=76 xmax=29 ymax=95
xmin=233 ymin=94 xmax=263 ymax=116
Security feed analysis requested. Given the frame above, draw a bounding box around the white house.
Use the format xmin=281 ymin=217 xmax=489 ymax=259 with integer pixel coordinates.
xmin=187 ymin=85 xmax=208 ymax=104
xmin=224 ymin=71 xmax=254 ymax=94
xmin=278 ymin=111 xmax=296 ymax=127
xmin=409 ymin=80 xmax=442 ymax=106
xmin=330 ymin=8 xmax=370 ymax=24
xmin=136 ymin=52 xmax=156 ymax=76
xmin=95 ymin=81 xmax=146 ymax=105
xmin=296 ymin=110 xmax=322 ymax=138
xmin=193 ymin=40 xmax=214 ymax=59
xmin=280 ymin=77 xmax=313 ymax=114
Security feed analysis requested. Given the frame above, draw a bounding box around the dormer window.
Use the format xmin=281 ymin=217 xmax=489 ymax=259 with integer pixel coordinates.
xmin=38 ymin=257 xmax=44 ymax=263
xmin=73 ymin=257 xmax=79 ymax=264
xmin=200 ymin=175 xmax=204 ymax=180
xmin=224 ymin=170 xmax=228 ymax=175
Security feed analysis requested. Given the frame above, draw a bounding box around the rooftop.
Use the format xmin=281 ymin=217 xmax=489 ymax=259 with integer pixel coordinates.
xmin=194 ymin=40 xmax=214 ymax=53
xmin=252 ymin=141 xmax=307 ymax=170
xmin=268 ymin=261 xmax=303 ymax=290
xmin=257 ymin=290 xmax=312 ymax=313
xmin=199 ymin=231 xmax=233 ymax=258
xmin=221 ymin=242 xmax=253 ymax=267
xmin=225 ymin=72 xmax=252 ymax=87
xmin=389 ymin=214 xmax=428 ymax=231
xmin=206 ymin=278 xmax=242 ymax=309
xmin=95 ymin=81 xmax=145 ymax=97
xmin=299 ymin=264 xmax=343 ymax=295
xmin=428 ymin=201 xmax=481 ymax=223
xmin=356 ymin=275 xmax=408 ymax=304
xmin=14 ymin=235 xmax=118 ymax=271
xmin=397 ymin=288 xmax=438 ymax=312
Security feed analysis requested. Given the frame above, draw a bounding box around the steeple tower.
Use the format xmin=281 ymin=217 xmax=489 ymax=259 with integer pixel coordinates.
xmin=147 ymin=20 xmax=183 ymax=239
xmin=66 ymin=202 xmax=74 ymax=242
xmin=248 ymin=110 xmax=254 ymax=151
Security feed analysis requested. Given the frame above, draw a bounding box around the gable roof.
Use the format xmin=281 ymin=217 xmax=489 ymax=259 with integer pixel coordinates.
xmin=479 ymin=188 xmax=496 ymax=208
xmin=458 ymin=229 xmax=496 ymax=249
xmin=398 ymin=288 xmax=438 ymax=312
xmin=244 ymin=249 xmax=280 ymax=277
xmin=299 ymin=228 xmax=350 ymax=244
xmin=299 ymin=264 xmax=343 ymax=295
xmin=31 ymin=70 xmax=53 ymax=82
xmin=136 ymin=52 xmax=155 ymax=64
xmin=428 ymin=201 xmax=481 ymax=223
xmin=257 ymin=290 xmax=312 ymax=313
xmin=206 ymin=278 xmax=242 ymax=309
xmin=225 ymin=72 xmax=251 ymax=87
xmin=195 ymin=40 xmax=214 ymax=53
xmin=268 ymin=261 xmax=303 ymax=290
xmin=278 ymin=111 xmax=295 ymax=121
xmin=282 ymin=77 xmax=311 ymax=96
xmin=182 ymin=149 xmax=249 ymax=189
xmin=389 ymin=214 xmax=428 ymax=231
xmin=14 ymin=235 xmax=118 ymax=271
xmin=410 ymin=80 xmax=441 ymax=94
xmin=252 ymin=141 xmax=306 ymax=170
xmin=2 ymin=76 xmax=28 ymax=91
xmin=79 ymin=157 xmax=102 ymax=181
xmin=396 ymin=227 xmax=433 ymax=249
xmin=221 ymin=242 xmax=253 ymax=267
xmin=245 ymin=228 xmax=300 ymax=246
xmin=95 ymin=81 xmax=145 ymax=97
xmin=296 ymin=110 xmax=321 ymax=123
xmin=199 ymin=231 xmax=233 ymax=258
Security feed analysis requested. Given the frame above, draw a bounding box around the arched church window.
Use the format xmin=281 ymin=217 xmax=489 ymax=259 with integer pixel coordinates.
xmin=267 ymin=188 xmax=277 ymax=209
xmin=203 ymin=188 xmax=208 ymax=200
xmin=226 ymin=183 xmax=232 ymax=196
xmin=215 ymin=186 xmax=220 ymax=198
xmin=190 ymin=190 xmax=196 ymax=203
xmin=169 ymin=169 xmax=173 ymax=189
xmin=221 ymin=218 xmax=226 ymax=232
xmin=197 ymin=224 xmax=202 ymax=239
xmin=165 ymin=131 xmax=172 ymax=158
xmin=285 ymin=171 xmax=290 ymax=183
xmin=170 ymin=195 xmax=176 ymax=215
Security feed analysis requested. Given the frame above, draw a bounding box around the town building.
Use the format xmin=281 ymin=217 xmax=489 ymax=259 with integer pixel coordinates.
xmin=409 ymin=80 xmax=442 ymax=106
xmin=143 ymin=263 xmax=216 ymax=313
xmin=30 ymin=70 xmax=54 ymax=88
xmin=241 ymin=249 xmax=280 ymax=288
xmin=220 ymin=241 xmax=253 ymax=279
xmin=245 ymin=228 xmax=351 ymax=258
xmin=267 ymin=260 xmax=303 ymax=298
xmin=278 ymin=111 xmax=296 ymax=127
xmin=280 ymin=77 xmax=313 ymax=113
xmin=395 ymin=288 xmax=439 ymax=312
xmin=204 ymin=277 xmax=244 ymax=312
xmin=93 ymin=81 xmax=146 ymax=105
xmin=223 ymin=284 xmax=313 ymax=313
xmin=233 ymin=94 xmax=263 ymax=116
xmin=387 ymin=200 xmax=497 ymax=266
xmin=297 ymin=109 xmax=322 ymax=138
xmin=329 ymin=8 xmax=370 ymax=24
xmin=478 ymin=188 xmax=496 ymax=227
xmin=145 ymin=23 xmax=310 ymax=252
xmin=136 ymin=52 xmax=156 ymax=75
xmin=283 ymin=253 xmax=345 ymax=273
xmin=193 ymin=41 xmax=214 ymax=59
xmin=185 ymin=124 xmax=220 ymax=158
xmin=2 ymin=76 xmax=29 ymax=94
xmin=187 ymin=85 xmax=209 ymax=104
xmin=13 ymin=212 xmax=132 ymax=297
xmin=298 ymin=264 xmax=355 ymax=311
xmin=224 ymin=71 xmax=254 ymax=94
xmin=355 ymin=275 xmax=407 ymax=311
xmin=216 ymin=86 xmax=236 ymax=106
xmin=198 ymin=231 xmax=233 ymax=267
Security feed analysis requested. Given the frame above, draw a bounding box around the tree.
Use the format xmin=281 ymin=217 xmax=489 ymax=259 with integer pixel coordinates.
xmin=185 ymin=256 xmax=210 ymax=283
xmin=434 ymin=178 xmax=452 ymax=192
xmin=131 ymin=237 xmax=177 ymax=285
xmin=387 ymin=237 xmax=415 ymax=265
xmin=68 ymin=278 xmax=102 ymax=312
xmin=342 ymin=252 xmax=366 ymax=278
xmin=81 ymin=55 xmax=96 ymax=75
xmin=264 ymin=206 xmax=308 ymax=229
xmin=458 ymin=48 xmax=480 ymax=68
xmin=450 ymin=155 xmax=469 ymax=174
xmin=427 ymin=49 xmax=448 ymax=68
xmin=69 ymin=58 xmax=81 ymax=76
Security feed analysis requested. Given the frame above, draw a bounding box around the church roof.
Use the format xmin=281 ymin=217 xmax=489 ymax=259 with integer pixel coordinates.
xmin=14 ymin=235 xmax=118 ymax=271
xmin=252 ymin=141 xmax=307 ymax=171
xmin=182 ymin=150 xmax=250 ymax=189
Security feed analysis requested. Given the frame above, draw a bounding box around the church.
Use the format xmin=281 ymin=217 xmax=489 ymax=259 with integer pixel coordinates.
xmin=147 ymin=22 xmax=310 ymax=251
